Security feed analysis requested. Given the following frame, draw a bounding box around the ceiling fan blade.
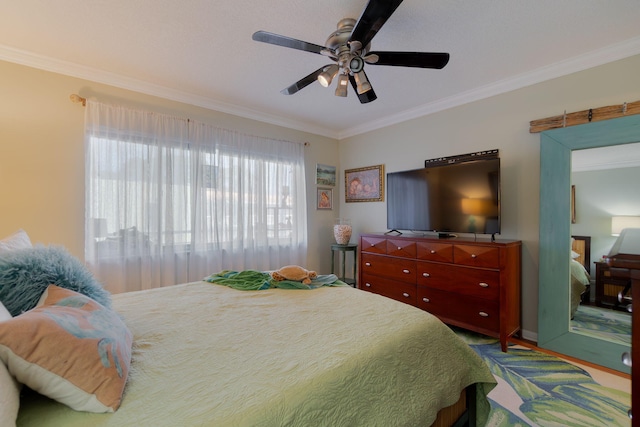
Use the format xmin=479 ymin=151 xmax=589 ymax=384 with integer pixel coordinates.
xmin=348 ymin=72 xmax=377 ymax=104
xmin=367 ymin=51 xmax=450 ymax=69
xmin=349 ymin=0 xmax=404 ymax=51
xmin=252 ymin=31 xmax=326 ymax=55
xmin=280 ymin=66 xmax=327 ymax=95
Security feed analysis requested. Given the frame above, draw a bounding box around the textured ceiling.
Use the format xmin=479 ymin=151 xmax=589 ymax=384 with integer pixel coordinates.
xmin=1 ymin=0 xmax=640 ymax=139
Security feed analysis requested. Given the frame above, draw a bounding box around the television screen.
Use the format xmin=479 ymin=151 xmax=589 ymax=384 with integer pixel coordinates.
xmin=386 ymin=158 xmax=500 ymax=235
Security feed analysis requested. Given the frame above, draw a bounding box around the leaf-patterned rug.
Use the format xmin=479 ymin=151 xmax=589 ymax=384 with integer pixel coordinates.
xmin=570 ymin=305 xmax=631 ymax=346
xmin=456 ymin=331 xmax=631 ymax=426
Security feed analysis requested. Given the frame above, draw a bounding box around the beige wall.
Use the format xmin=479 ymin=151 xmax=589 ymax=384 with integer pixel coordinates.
xmin=339 ymin=54 xmax=640 ymax=338
xmin=0 ymin=60 xmax=339 ymax=275
xmin=3 ymin=54 xmax=640 ymax=337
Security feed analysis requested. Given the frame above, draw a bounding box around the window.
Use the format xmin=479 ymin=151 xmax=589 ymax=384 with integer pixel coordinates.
xmin=85 ymin=102 xmax=307 ymax=293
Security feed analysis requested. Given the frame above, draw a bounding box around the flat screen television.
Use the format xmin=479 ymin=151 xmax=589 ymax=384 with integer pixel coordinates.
xmin=386 ymin=158 xmax=501 ymax=237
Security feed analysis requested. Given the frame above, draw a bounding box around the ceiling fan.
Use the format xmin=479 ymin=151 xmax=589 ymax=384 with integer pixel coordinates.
xmin=252 ymin=0 xmax=450 ymax=104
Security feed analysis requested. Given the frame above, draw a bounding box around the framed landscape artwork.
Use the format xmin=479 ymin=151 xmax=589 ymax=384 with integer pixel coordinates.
xmin=316 ymin=164 xmax=336 ymax=187
xmin=345 ymin=164 xmax=384 ymax=202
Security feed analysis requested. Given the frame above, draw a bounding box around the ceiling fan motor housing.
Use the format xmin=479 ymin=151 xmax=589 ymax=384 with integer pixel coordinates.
xmin=325 ymin=18 xmax=368 ymax=73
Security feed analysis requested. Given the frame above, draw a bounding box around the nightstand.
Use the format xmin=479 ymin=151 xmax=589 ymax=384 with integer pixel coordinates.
xmin=595 ymin=261 xmax=630 ymax=311
xmin=331 ymin=243 xmax=357 ymax=287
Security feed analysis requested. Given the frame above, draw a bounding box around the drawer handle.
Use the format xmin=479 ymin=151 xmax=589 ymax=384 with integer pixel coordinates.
xmin=430 ymin=250 xmax=436 ymax=254
xmin=402 ymin=269 xmax=410 ymax=274
xmin=365 ymin=262 xmax=371 ymax=266
xmin=422 ymin=297 xmax=430 ymax=303
xmin=471 ymin=254 xmax=477 ymax=258
xmin=371 ymin=243 xmax=375 ymax=246
xmin=479 ymin=282 xmax=489 ymax=288
xmin=402 ymin=293 xmax=410 ymax=298
xmin=422 ymin=272 xmax=430 ymax=277
xmin=398 ymin=246 xmax=401 ymax=250
xmin=478 ymin=311 xmax=489 ymax=317
xmin=622 ymin=352 xmax=632 ymax=367
xmin=365 ymin=283 xmax=371 ymax=287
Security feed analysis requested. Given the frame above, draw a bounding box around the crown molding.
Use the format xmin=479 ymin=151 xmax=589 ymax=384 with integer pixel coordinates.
xmin=338 ymin=36 xmax=640 ymax=139
xmin=2 ymin=36 xmax=640 ymax=141
xmin=572 ymin=159 xmax=640 ymax=172
xmin=0 ymin=44 xmax=339 ymax=139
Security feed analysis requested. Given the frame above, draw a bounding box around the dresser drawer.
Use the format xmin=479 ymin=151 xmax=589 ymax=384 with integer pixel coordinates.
xmin=416 ymin=287 xmax=499 ymax=332
xmin=416 ymin=262 xmax=499 ymax=300
xmin=386 ymin=239 xmax=416 ymax=258
xmin=361 ymin=274 xmax=417 ymax=306
xmin=416 ymin=261 xmax=456 ymax=286
xmin=361 ymin=253 xmax=416 ymax=283
xmin=416 ymin=241 xmax=453 ymax=263
xmin=361 ymin=235 xmax=388 ymax=254
xmin=453 ymin=245 xmax=500 ymax=268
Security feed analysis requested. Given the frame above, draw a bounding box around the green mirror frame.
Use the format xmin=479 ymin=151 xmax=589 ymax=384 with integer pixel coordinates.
xmin=538 ymin=113 xmax=640 ymax=373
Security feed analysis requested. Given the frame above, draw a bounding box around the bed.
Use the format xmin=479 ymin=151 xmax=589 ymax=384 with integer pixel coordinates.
xmin=570 ymin=235 xmax=592 ymax=318
xmin=13 ymin=282 xmax=496 ymax=427
xmin=0 ymin=231 xmax=496 ymax=427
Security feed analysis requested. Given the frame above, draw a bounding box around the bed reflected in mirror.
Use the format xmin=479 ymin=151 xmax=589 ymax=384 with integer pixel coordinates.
xmin=567 ymin=144 xmax=640 ymax=347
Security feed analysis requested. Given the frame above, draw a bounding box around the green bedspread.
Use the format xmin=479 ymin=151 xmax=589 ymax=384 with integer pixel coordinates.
xmin=203 ymin=269 xmax=349 ymax=290
xmin=17 ymin=283 xmax=496 ymax=427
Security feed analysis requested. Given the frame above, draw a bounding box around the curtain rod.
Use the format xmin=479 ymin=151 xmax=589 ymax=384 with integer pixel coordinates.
xmin=68 ymin=94 xmax=310 ymax=146
xmin=69 ymin=94 xmax=86 ymax=106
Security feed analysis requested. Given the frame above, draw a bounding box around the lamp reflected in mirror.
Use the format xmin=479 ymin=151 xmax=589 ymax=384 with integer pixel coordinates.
xmin=611 ymin=216 xmax=640 ymax=236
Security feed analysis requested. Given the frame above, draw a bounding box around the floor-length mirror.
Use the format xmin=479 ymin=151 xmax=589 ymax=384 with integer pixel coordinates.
xmin=538 ymin=114 xmax=640 ymax=373
xmin=568 ymin=143 xmax=640 ymax=348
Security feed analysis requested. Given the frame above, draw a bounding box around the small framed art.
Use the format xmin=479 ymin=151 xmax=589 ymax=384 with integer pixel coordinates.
xmin=316 ymin=164 xmax=336 ymax=186
xmin=345 ymin=164 xmax=384 ymax=202
xmin=317 ymin=188 xmax=333 ymax=210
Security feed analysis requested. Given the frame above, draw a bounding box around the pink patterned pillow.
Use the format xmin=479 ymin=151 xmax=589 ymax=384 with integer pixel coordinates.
xmin=0 ymin=285 xmax=132 ymax=412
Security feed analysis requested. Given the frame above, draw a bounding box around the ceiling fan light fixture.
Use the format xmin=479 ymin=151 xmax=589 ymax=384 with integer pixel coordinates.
xmin=318 ymin=64 xmax=339 ymax=87
xmin=335 ymin=73 xmax=349 ymax=97
xmin=354 ymin=70 xmax=372 ymax=94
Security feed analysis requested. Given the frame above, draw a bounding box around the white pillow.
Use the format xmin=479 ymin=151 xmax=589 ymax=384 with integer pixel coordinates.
xmin=0 ymin=302 xmax=20 ymax=427
xmin=0 ymin=229 xmax=32 ymax=254
xmin=0 ymin=302 xmax=10 ymax=319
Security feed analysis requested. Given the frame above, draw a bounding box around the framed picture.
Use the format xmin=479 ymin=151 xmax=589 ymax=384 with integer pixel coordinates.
xmin=317 ymin=188 xmax=333 ymax=210
xmin=316 ymin=164 xmax=336 ymax=186
xmin=345 ymin=164 xmax=384 ymax=202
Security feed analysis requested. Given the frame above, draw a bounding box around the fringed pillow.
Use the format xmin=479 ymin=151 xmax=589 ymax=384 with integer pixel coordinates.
xmin=0 ymin=245 xmax=111 ymax=316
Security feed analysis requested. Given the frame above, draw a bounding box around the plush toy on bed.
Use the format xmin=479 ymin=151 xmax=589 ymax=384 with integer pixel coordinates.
xmin=271 ymin=265 xmax=317 ymax=285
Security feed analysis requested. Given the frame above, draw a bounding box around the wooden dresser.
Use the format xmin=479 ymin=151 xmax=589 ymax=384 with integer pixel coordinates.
xmin=594 ymin=261 xmax=630 ymax=310
xmin=358 ymin=233 xmax=521 ymax=352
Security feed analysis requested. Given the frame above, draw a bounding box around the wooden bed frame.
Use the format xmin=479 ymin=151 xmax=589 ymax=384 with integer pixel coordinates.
xmin=572 ymin=235 xmax=592 ymax=304
xmin=431 ymin=385 xmax=477 ymax=427
xmin=571 ymin=235 xmax=591 ymax=274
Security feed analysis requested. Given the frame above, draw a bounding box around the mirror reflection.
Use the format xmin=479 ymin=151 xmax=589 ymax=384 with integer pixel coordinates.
xmin=569 ymin=142 xmax=640 ymax=345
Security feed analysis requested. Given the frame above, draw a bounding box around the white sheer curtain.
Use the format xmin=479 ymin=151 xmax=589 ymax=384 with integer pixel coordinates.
xmin=84 ymin=101 xmax=307 ymax=293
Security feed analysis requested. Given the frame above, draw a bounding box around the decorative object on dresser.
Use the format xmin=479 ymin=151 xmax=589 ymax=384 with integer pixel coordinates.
xmin=359 ymin=233 xmax=521 ymax=352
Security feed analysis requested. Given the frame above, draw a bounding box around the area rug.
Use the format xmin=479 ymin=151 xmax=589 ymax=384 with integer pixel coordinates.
xmin=456 ymin=331 xmax=631 ymax=426
xmin=571 ymin=305 xmax=631 ymax=346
